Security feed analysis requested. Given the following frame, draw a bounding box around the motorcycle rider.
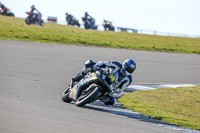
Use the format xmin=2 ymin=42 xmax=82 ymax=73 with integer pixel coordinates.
xmin=30 ymin=5 xmax=41 ymax=23
xmin=66 ymin=12 xmax=73 ymax=25
xmin=83 ymin=12 xmax=95 ymax=28
xmin=103 ymin=19 xmax=115 ymax=31
xmin=66 ymin=12 xmax=80 ymax=26
xmin=84 ymin=12 xmax=90 ymax=19
xmin=0 ymin=2 xmax=7 ymax=15
xmin=71 ymin=59 xmax=136 ymax=105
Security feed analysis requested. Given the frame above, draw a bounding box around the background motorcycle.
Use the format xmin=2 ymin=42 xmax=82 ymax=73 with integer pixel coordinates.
xmin=82 ymin=16 xmax=98 ymax=30
xmin=66 ymin=13 xmax=80 ymax=27
xmin=25 ymin=12 xmax=44 ymax=26
xmin=0 ymin=8 xmax=15 ymax=17
xmin=62 ymin=69 xmax=116 ymax=107
xmin=103 ymin=20 xmax=115 ymax=31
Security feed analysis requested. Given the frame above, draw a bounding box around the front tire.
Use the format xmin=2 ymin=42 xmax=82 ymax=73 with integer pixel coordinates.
xmin=25 ymin=18 xmax=31 ymax=25
xmin=76 ymin=86 xmax=101 ymax=107
xmin=61 ymin=86 xmax=72 ymax=103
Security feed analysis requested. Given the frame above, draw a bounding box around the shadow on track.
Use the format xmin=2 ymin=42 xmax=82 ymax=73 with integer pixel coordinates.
xmin=82 ymin=102 xmax=180 ymax=128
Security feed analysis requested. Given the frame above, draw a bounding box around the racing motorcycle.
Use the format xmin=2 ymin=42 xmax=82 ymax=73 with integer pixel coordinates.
xmin=103 ymin=20 xmax=115 ymax=31
xmin=25 ymin=11 xmax=44 ymax=26
xmin=62 ymin=68 xmax=117 ymax=107
xmin=66 ymin=13 xmax=80 ymax=27
xmin=82 ymin=16 xmax=97 ymax=30
xmin=0 ymin=7 xmax=15 ymax=17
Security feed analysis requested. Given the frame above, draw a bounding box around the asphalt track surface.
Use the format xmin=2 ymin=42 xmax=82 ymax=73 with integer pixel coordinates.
xmin=0 ymin=40 xmax=200 ymax=133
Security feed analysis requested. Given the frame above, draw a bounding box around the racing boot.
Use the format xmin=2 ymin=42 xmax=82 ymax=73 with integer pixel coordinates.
xmin=99 ymin=93 xmax=115 ymax=106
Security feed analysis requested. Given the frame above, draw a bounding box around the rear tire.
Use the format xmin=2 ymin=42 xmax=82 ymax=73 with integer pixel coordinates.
xmin=77 ymin=22 xmax=80 ymax=27
xmin=76 ymin=86 xmax=101 ymax=107
xmin=40 ymin=20 xmax=44 ymax=26
xmin=11 ymin=13 xmax=15 ymax=17
xmin=7 ymin=12 xmax=15 ymax=17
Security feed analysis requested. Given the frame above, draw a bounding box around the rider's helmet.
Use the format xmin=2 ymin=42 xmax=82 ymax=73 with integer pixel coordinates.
xmin=85 ymin=60 xmax=96 ymax=67
xmin=31 ymin=5 xmax=35 ymax=9
xmin=85 ymin=12 xmax=88 ymax=17
xmin=122 ymin=59 xmax=136 ymax=76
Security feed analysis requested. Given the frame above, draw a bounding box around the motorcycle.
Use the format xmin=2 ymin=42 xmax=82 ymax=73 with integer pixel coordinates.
xmin=66 ymin=13 xmax=80 ymax=27
xmin=82 ymin=16 xmax=98 ymax=30
xmin=103 ymin=20 xmax=115 ymax=31
xmin=0 ymin=7 xmax=15 ymax=17
xmin=25 ymin=11 xmax=44 ymax=26
xmin=62 ymin=68 xmax=117 ymax=107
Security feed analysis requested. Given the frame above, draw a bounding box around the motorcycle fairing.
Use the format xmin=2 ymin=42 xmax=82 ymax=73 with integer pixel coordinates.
xmin=70 ymin=72 xmax=98 ymax=101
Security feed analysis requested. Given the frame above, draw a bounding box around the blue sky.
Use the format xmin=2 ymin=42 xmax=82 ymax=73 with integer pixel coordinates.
xmin=2 ymin=0 xmax=200 ymax=36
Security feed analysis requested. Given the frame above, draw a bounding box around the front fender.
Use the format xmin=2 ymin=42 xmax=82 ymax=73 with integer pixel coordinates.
xmin=74 ymin=85 xmax=82 ymax=101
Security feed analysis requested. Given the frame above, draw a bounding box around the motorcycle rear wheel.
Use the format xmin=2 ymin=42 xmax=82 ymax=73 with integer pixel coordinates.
xmin=10 ymin=13 xmax=15 ymax=17
xmin=7 ymin=12 xmax=15 ymax=17
xmin=76 ymin=86 xmax=101 ymax=107
xmin=40 ymin=20 xmax=44 ymax=26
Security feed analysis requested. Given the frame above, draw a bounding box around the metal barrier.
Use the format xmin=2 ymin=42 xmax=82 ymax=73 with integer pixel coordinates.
xmin=117 ymin=27 xmax=138 ymax=33
xmin=57 ymin=21 xmax=200 ymax=38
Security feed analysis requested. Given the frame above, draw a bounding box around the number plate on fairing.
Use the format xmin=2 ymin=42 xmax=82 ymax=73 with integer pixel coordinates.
xmin=69 ymin=85 xmax=78 ymax=100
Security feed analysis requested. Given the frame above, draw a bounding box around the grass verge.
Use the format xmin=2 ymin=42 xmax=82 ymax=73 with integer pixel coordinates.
xmin=0 ymin=16 xmax=200 ymax=54
xmin=118 ymin=85 xmax=200 ymax=131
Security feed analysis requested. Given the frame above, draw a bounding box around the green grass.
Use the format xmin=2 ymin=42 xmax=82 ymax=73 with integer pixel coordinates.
xmin=0 ymin=15 xmax=200 ymax=54
xmin=118 ymin=85 xmax=200 ymax=131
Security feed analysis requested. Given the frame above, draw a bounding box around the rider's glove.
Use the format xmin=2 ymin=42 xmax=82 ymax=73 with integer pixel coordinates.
xmin=93 ymin=65 xmax=100 ymax=71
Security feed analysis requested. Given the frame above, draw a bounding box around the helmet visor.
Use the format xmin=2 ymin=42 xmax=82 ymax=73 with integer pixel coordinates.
xmin=126 ymin=66 xmax=135 ymax=73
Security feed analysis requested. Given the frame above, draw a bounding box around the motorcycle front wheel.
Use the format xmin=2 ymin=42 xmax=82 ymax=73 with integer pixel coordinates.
xmin=61 ymin=86 xmax=72 ymax=103
xmin=25 ymin=18 xmax=31 ymax=25
xmin=76 ymin=86 xmax=101 ymax=107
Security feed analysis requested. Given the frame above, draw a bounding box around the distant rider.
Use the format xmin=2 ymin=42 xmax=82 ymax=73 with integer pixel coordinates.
xmin=66 ymin=13 xmax=72 ymax=24
xmin=30 ymin=5 xmax=41 ymax=23
xmin=71 ymin=59 xmax=136 ymax=105
xmin=66 ymin=12 xmax=74 ymax=25
xmin=103 ymin=19 xmax=114 ymax=31
xmin=0 ymin=2 xmax=7 ymax=15
xmin=84 ymin=12 xmax=95 ymax=26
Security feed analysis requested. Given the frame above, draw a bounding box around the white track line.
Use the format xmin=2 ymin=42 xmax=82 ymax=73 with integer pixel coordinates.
xmin=161 ymin=84 xmax=195 ymax=88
